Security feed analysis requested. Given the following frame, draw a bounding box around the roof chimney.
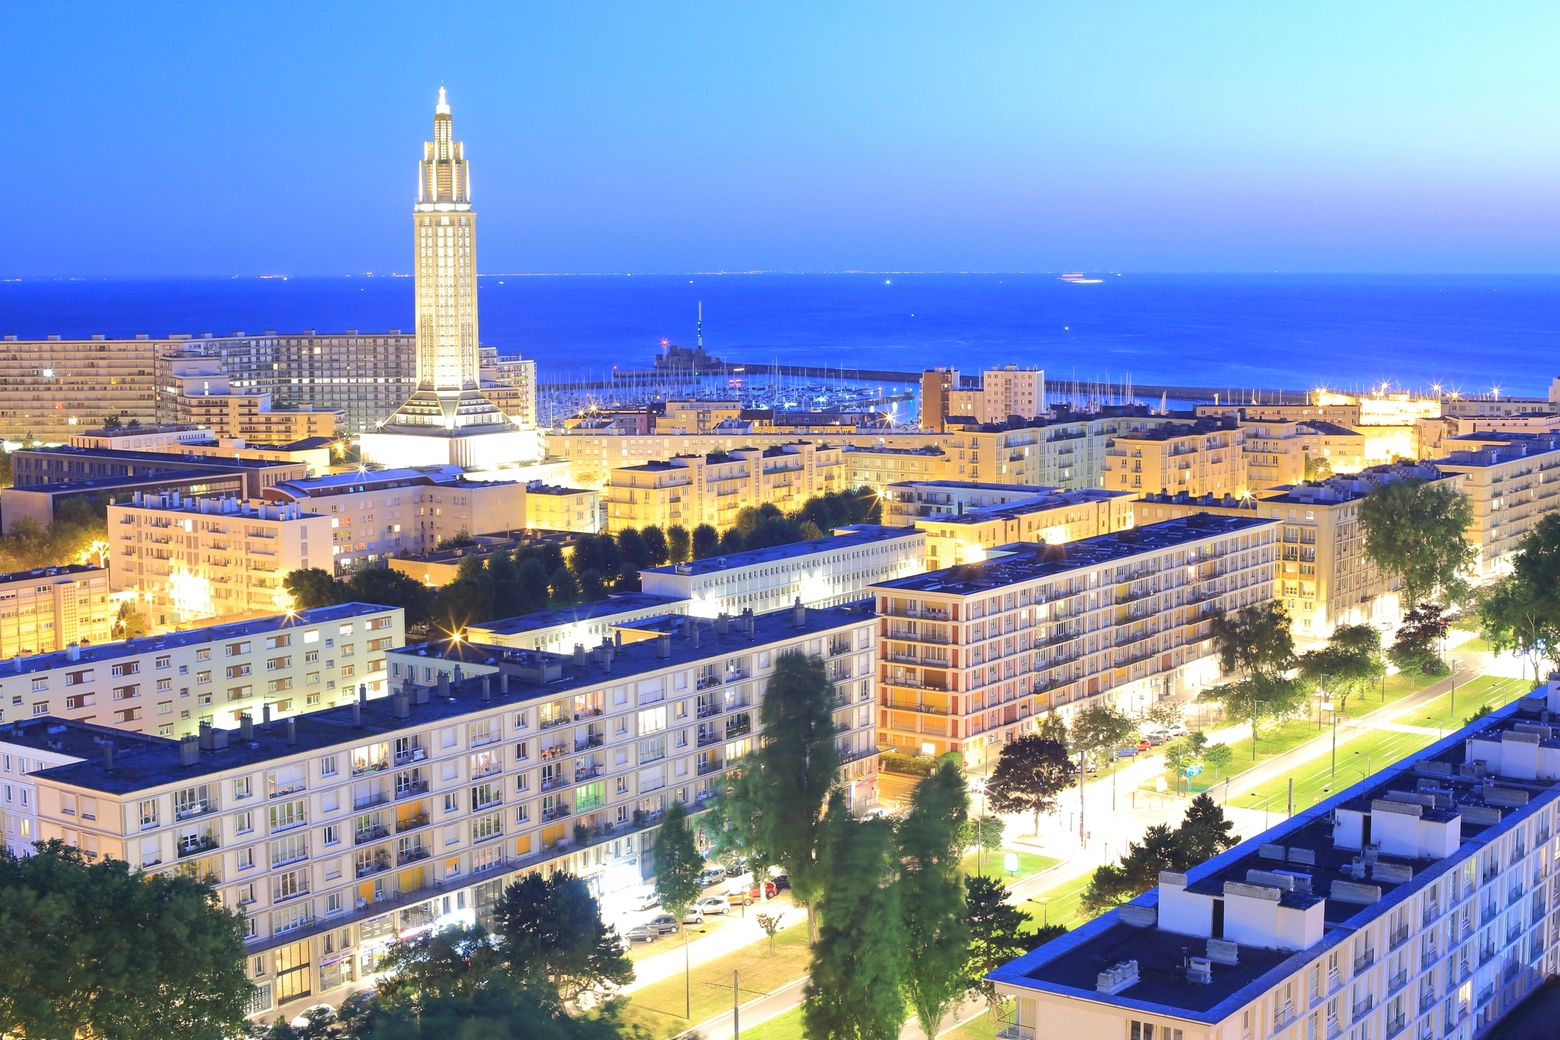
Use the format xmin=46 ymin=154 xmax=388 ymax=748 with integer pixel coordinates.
xmin=394 ymin=689 xmax=411 ymax=719
xmin=179 ymin=734 xmax=201 ymax=766
xmin=102 ymin=741 xmax=115 ymax=773
xmin=499 ymin=671 xmax=509 ymax=695
xmin=262 ymin=703 xmax=272 ymax=729
xmin=715 ymin=613 xmax=730 ymax=637
xmin=68 ymin=642 xmax=80 ymax=662
xmin=793 ymin=597 xmax=806 ymax=628
xmin=198 ymin=720 xmax=215 ymax=751
xmin=481 ymin=674 xmax=491 ymax=702
xmin=438 ymin=670 xmax=451 ymax=699
xmin=573 ymin=644 xmax=586 ymax=670
xmin=358 ymin=683 xmax=368 ymax=706
xmin=239 ymin=713 xmax=253 ymax=742
xmin=352 ymin=700 xmax=362 ymax=728
xmin=286 ymin=716 xmax=297 ymax=745
xmin=657 ymin=633 xmax=672 ymax=659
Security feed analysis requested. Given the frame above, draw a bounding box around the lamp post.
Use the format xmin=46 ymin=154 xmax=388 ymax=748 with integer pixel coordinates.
xmin=1356 ymin=749 xmax=1373 ymax=779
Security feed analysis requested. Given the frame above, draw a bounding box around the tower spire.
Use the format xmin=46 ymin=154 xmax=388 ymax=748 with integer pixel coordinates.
xmin=436 ymin=86 xmax=450 ymax=115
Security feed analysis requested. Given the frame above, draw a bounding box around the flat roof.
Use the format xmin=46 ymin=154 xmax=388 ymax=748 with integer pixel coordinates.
xmin=887 ymin=480 xmax=1046 ymax=493
xmin=14 ymin=446 xmax=300 ymax=471
xmin=874 ymin=514 xmax=1275 ymax=594
xmin=0 ymin=715 xmax=168 ymax=759
xmin=33 ymin=603 xmax=872 ymax=794
xmin=992 ymin=698 xmax=1559 ymax=1023
xmin=470 ymin=594 xmax=688 ymax=637
xmin=8 ymin=468 xmax=245 ymax=495
xmin=0 ymin=563 xmax=104 ymax=586
xmin=916 ymin=489 xmax=1131 ymax=527
xmin=0 ymin=602 xmax=397 ymax=680
xmin=641 ymin=525 xmax=922 ymax=578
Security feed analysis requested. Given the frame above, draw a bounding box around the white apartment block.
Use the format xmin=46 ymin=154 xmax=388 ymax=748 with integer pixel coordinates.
xmin=0 ymin=603 xmax=403 ymax=738
xmin=606 ymin=442 xmax=846 ymax=533
xmin=639 ymin=525 xmax=927 ymax=618
xmin=27 ymin=603 xmax=879 ymax=1024
xmin=465 ymin=593 xmax=691 ymax=652
xmin=109 ymin=493 xmax=333 ymax=626
xmin=264 ymin=469 xmax=526 ymax=573
xmin=870 ymin=514 xmax=1279 ymax=765
xmin=884 ymin=480 xmax=1056 ymax=524
xmin=0 ymin=564 xmax=115 ymax=659
xmin=991 ymin=678 xmax=1560 ymax=1040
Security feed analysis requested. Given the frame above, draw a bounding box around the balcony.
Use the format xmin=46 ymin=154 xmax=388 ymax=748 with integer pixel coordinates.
xmin=1421 ymin=947 xmax=1439 ymax=971
xmin=395 ymin=812 xmax=430 ymax=834
xmin=542 ymin=804 xmax=572 ymax=822
xmin=1271 ymin=1005 xmax=1297 ymax=1032
xmin=697 ymin=727 xmax=724 ymax=748
xmin=175 ymin=802 xmax=213 ymax=822
xmin=886 ymin=626 xmax=951 ymax=646
xmin=697 ymin=757 xmax=725 ymax=776
xmin=574 ymin=765 xmax=604 ymax=782
xmin=697 ymin=673 xmax=724 ymax=691
xmin=393 ymin=779 xmax=429 ymax=800
xmin=1354 ymin=949 xmax=1375 ymax=973
xmin=1385 ymin=1013 xmax=1406 ymax=1038
xmin=1352 ymin=994 xmax=1374 ymax=1021
xmin=1420 ymin=990 xmax=1438 ymax=1015
xmin=1390 ymin=923 xmax=1411 ymax=949
xmin=353 ymin=790 xmax=390 ymax=811
xmin=396 ymin=846 xmax=430 ymax=866
xmin=176 ymin=834 xmax=219 ymax=859
xmin=575 ymin=733 xmax=604 ymax=752
xmin=697 ymin=701 xmax=725 ymax=719
xmin=356 ymin=854 xmax=392 ymax=879
xmin=1422 ymin=903 xmax=1441 ymax=927
xmin=354 ymin=825 xmax=389 ymax=846
xmin=573 ymin=706 xmax=603 ymax=721
xmin=1388 ymin=968 xmax=1408 ymax=993
xmin=540 ymin=773 xmax=570 ymax=792
xmin=539 ymin=714 xmax=571 ymax=731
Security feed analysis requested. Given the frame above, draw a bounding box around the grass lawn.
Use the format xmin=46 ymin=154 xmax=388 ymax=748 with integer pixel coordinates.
xmin=960 ymin=849 xmax=1059 ymax=886
xmin=940 ymin=1010 xmax=999 ymax=1040
xmin=1021 ymin=872 xmax=1095 ymax=931
xmin=1237 ymin=676 xmax=1535 ymax=816
xmin=620 ymin=924 xmax=812 ymax=1039
xmin=741 ymin=1006 xmax=804 ymax=1040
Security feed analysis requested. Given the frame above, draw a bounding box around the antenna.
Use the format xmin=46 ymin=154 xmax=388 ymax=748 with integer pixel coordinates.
xmin=697 ymin=302 xmax=703 ymax=350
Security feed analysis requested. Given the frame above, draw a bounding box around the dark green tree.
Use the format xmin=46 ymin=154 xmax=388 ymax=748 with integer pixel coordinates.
xmin=1390 ymin=603 xmax=1451 ymax=678
xmin=751 ymin=653 xmax=842 ymax=911
xmin=1176 ymin=792 xmax=1240 ymax=863
xmin=1211 ymin=602 xmax=1304 ymax=757
xmin=615 ymin=528 xmax=651 ymax=569
xmin=964 ymin=874 xmax=1030 ymax=1007
xmin=0 ymin=840 xmax=252 ymax=1040
xmin=1358 ymin=477 xmax=1477 ymax=607
xmin=1069 ymin=702 xmax=1137 ymax=839
xmin=491 ymin=871 xmax=633 ymax=1003
xmin=1298 ymin=623 xmax=1386 ymax=718
xmin=985 ymin=734 xmax=1072 ymax=835
xmin=897 ymin=761 xmax=970 ymax=1039
xmin=652 ymin=801 xmax=704 ymax=920
xmin=346 ymin=567 xmax=437 ymax=628
xmin=666 ymin=524 xmax=691 ymax=564
xmin=691 ymin=523 xmax=720 ymax=560
xmin=374 ymin=924 xmax=504 ymax=1004
xmin=641 ymin=525 xmax=669 ymax=565
xmin=283 ymin=566 xmax=347 ymax=609
xmin=803 ymin=795 xmax=906 ymax=1040
xmin=1479 ymin=516 xmax=1560 ymax=682
xmin=112 ymin=599 xmax=148 ymax=640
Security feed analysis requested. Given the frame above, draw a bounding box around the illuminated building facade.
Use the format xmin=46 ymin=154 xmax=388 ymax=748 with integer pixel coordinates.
xmin=914 ymin=488 xmax=1136 ymax=568
xmin=0 ymin=565 xmax=114 ymax=658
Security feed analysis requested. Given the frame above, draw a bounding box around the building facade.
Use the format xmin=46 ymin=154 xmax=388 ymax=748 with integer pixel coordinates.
xmin=521 ymin=483 xmax=599 ymax=534
xmin=0 ymin=565 xmax=115 ymax=658
xmin=1106 ymin=418 xmax=1247 ymax=499
xmin=1431 ymin=433 xmax=1560 ymax=579
xmin=605 ymin=442 xmax=846 ymax=533
xmin=0 ymin=603 xmax=402 ymax=736
xmin=11 ymin=445 xmax=308 ymax=501
xmin=167 ymin=357 xmax=339 ymax=442
xmin=464 ymin=594 xmax=690 ymax=652
xmin=26 ymin=604 xmax=878 ymax=1024
xmin=884 ymin=480 xmax=1055 ymax=523
xmin=991 ymin=680 xmax=1560 ymax=1040
xmin=870 ymin=514 xmax=1280 ymax=765
xmin=109 ymin=494 xmax=334 ymax=626
xmin=914 ymin=489 xmax=1136 ymax=568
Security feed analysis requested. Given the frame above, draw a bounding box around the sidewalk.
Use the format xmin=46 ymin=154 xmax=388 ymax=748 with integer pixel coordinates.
xmin=623 ymin=893 xmax=808 ymax=993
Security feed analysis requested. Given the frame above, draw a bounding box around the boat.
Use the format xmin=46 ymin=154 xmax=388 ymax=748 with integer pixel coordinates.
xmin=1060 ymin=272 xmax=1103 ymax=284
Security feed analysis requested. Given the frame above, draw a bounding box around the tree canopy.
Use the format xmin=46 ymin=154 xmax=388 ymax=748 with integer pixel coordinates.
xmin=1479 ymin=515 xmax=1560 ymax=682
xmin=491 ymin=871 xmax=632 ymax=1003
xmin=896 ymin=761 xmax=970 ymax=1039
xmin=985 ymin=733 xmax=1072 ymax=835
xmin=1298 ymin=623 xmax=1386 ymax=713
xmin=1079 ymin=794 xmax=1239 ymax=917
xmin=651 ymin=801 xmax=704 ymax=920
xmin=1390 ymin=603 xmax=1451 ymax=678
xmin=1210 ymin=603 xmax=1305 ymax=758
xmin=0 ymin=840 xmax=252 ymax=1040
xmin=1358 ymin=477 xmax=1476 ymax=607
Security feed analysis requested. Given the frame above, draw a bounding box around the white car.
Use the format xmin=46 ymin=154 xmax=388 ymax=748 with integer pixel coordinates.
xmin=1163 ymin=722 xmax=1189 ymax=738
xmin=696 ymin=895 xmax=730 ymax=915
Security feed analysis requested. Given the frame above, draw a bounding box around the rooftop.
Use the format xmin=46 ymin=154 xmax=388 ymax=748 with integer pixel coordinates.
xmin=887 ymin=480 xmax=1045 ymax=494
xmin=873 ymin=514 xmax=1275 ymax=595
xmin=0 ymin=715 xmax=168 ymax=760
xmin=0 ymin=602 xmax=395 ymax=681
xmin=992 ymin=689 xmax=1560 ymax=1023
xmin=1112 ymin=417 xmax=1239 ymax=441
xmin=7 ymin=468 xmax=245 ymax=496
xmin=641 ymin=525 xmax=923 ymax=578
xmin=0 ymin=563 xmax=105 ymax=587
xmin=915 ymin=488 xmax=1132 ymax=527
xmin=468 ymin=593 xmax=688 ymax=637
xmin=33 ymin=603 xmax=872 ymax=795
xmin=14 ymin=445 xmax=300 ymax=472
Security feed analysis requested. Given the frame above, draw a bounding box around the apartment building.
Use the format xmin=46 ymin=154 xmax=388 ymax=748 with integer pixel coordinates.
xmin=991 ymin=681 xmax=1560 ymax=1040
xmin=0 ymin=565 xmax=114 ymax=657
xmin=869 ymin=514 xmax=1280 ymax=765
xmin=1240 ymin=419 xmax=1368 ymax=488
xmin=844 ymin=445 xmax=953 ymax=488
xmin=1431 ymin=433 xmax=1560 ymax=579
xmin=264 ymin=469 xmax=526 ymax=573
xmin=914 ymin=489 xmax=1136 ymax=568
xmin=655 ymin=400 xmax=744 ymax=435
xmin=1 ymin=469 xmax=251 ymax=533
xmin=67 ymin=426 xmax=333 ymax=477
xmin=1137 ymin=463 xmax=1457 ymax=638
xmin=639 ymin=525 xmax=927 ymax=618
xmin=0 ymin=603 xmax=402 ymax=736
xmin=1106 ymin=418 xmax=1247 ymax=499
xmin=109 ymin=494 xmax=333 ymax=626
xmin=883 ymin=480 xmax=1054 ymax=523
xmin=0 ymin=717 xmax=170 ymax=856
xmin=605 ymin=442 xmax=845 ymax=533
xmin=26 ymin=603 xmax=878 ymax=1023
xmin=465 ymin=593 xmax=690 ymax=652
xmin=479 ymin=351 xmax=538 ymax=431
xmin=168 ymin=356 xmax=339 ymax=441
xmin=0 ymin=333 xmax=160 ymax=438
xmin=68 ymin=425 xmax=217 ymax=451
xmin=919 ymin=366 xmax=1044 ymax=430
xmin=12 ymin=445 xmax=308 ymax=502
xmin=521 ymin=482 xmax=599 ymax=534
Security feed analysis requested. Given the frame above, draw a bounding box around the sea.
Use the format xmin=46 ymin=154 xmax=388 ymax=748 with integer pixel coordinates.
xmin=1 ymin=273 xmax=1556 ymax=399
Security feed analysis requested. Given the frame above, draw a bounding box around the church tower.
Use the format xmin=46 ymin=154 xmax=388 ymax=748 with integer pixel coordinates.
xmin=366 ymin=89 xmax=529 ymax=467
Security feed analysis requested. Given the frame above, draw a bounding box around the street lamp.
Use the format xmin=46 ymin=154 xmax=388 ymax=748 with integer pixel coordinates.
xmin=1027 ymin=896 xmax=1050 ymax=929
xmin=1355 ymin=749 xmax=1373 ymax=780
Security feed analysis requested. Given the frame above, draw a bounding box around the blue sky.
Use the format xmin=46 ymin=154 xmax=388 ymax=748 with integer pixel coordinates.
xmin=4 ymin=3 xmax=1558 ymax=275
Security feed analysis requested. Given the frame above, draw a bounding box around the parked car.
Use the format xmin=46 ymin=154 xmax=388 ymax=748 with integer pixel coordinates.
xmin=630 ymin=889 xmax=661 ymax=911
xmin=626 ymin=925 xmax=658 ymax=944
xmin=726 ymin=888 xmax=755 ymax=906
xmin=699 ymin=865 xmax=728 ymax=887
xmin=681 ymin=907 xmax=706 ymax=925
xmin=648 ymin=914 xmax=681 ymax=936
xmin=770 ymin=873 xmax=791 ymax=892
xmin=697 ymin=895 xmax=731 ymax=915
xmin=1145 ymin=731 xmax=1168 ymax=746
xmin=1163 ymin=723 xmax=1189 ymax=739
xmin=748 ymin=880 xmax=778 ymax=900
xmin=1115 ymin=745 xmax=1139 ymax=758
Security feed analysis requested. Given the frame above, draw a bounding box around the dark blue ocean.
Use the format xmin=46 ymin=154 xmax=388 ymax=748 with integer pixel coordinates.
xmin=1 ymin=274 xmax=1555 ymax=397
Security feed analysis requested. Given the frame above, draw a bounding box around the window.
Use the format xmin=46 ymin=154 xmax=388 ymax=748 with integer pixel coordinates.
xmin=321 ymin=755 xmax=338 ymax=778
xmin=323 ymin=824 xmax=341 ymax=846
xmin=638 ymin=706 xmax=666 ymax=735
xmin=269 ymin=800 xmax=306 ymax=832
xmin=235 ymin=811 xmax=254 ymax=835
xmin=138 ymin=799 xmax=159 ymax=829
xmin=273 ymin=937 xmax=311 ymax=1000
xmin=233 ymin=776 xmax=252 ymax=800
xmin=443 ymin=792 xmax=460 ymax=814
xmin=472 ymin=812 xmax=502 ymax=842
xmin=196 ymin=648 xmax=211 ymax=661
xmin=270 ymin=834 xmax=308 ymax=867
xmin=156 ymin=655 xmax=171 ymax=669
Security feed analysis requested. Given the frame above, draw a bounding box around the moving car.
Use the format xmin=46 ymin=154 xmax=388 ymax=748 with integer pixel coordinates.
xmin=648 ymin=914 xmax=681 ymax=936
xmin=748 ymin=880 xmax=778 ymax=900
xmin=697 ymin=895 xmax=731 ymax=915
xmin=770 ymin=873 xmax=792 ymax=892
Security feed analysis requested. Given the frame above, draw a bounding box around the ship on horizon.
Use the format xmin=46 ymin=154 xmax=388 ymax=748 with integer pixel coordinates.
xmin=1060 ymin=271 xmax=1103 ymax=283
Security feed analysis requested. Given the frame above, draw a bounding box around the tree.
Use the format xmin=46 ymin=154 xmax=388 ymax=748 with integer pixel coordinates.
xmin=491 ymin=871 xmax=633 ymax=1003
xmin=1176 ymin=792 xmax=1240 ymax=863
xmin=641 ymin=525 xmax=670 ymax=566
xmin=615 ymin=528 xmax=651 ymax=570
xmin=1390 ymin=603 xmax=1451 ymax=678
xmin=346 ymin=567 xmax=436 ymax=627
xmin=1359 ymin=477 xmax=1477 ymax=607
xmin=963 ymin=874 xmax=1030 ymax=1007
xmin=1304 ymin=454 xmax=1334 ymax=482
xmin=1203 ymin=742 xmax=1234 ymax=779
xmin=1479 ymin=516 xmax=1560 ymax=682
xmin=0 ymin=840 xmax=252 ymax=1040
xmin=1210 ymin=602 xmax=1304 ymax=758
xmin=803 ymin=795 xmax=906 ymax=1040
xmin=666 ymin=524 xmax=691 ymax=564
xmin=1208 ymin=676 xmax=1307 ymax=759
xmin=652 ymin=801 xmax=704 ymax=920
xmin=1162 ymin=740 xmax=1194 ymax=796
xmin=961 ymin=815 xmax=1005 ymax=856
xmin=112 ymin=599 xmax=148 ymax=640
xmin=750 ymin=653 xmax=842 ymax=911
xmin=897 ymin=761 xmax=970 ymax=1039
xmin=375 ymin=924 xmax=504 ymax=1004
xmin=985 ymin=735 xmax=1072 ymax=836
xmin=1035 ymin=711 xmax=1069 ymax=748
xmin=1070 ymin=702 xmax=1137 ymax=840
xmin=283 ymin=566 xmax=347 ymax=609
xmin=755 ymin=911 xmax=786 ymax=952
xmin=691 ymin=523 xmax=720 ymax=560
xmin=701 ymin=769 xmax=769 ymax=878
xmin=1145 ymin=700 xmax=1183 ymax=731
xmin=1299 ymin=623 xmax=1386 ymax=718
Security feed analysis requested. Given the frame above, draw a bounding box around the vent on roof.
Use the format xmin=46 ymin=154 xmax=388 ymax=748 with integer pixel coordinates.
xmin=1119 ymin=904 xmax=1157 ymax=928
xmin=1371 ymin=862 xmax=1413 ymax=884
xmin=1096 ymin=960 xmax=1139 ymax=995
xmin=1286 ymin=847 xmax=1317 ymax=866
xmin=1485 ymin=787 xmax=1530 ymax=807
xmin=1187 ymin=957 xmax=1213 ymax=984
xmin=1258 ymin=843 xmax=1287 ymax=861
xmin=1206 ymin=938 xmax=1240 ymax=965
xmin=1331 ymin=880 xmax=1383 ymax=905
